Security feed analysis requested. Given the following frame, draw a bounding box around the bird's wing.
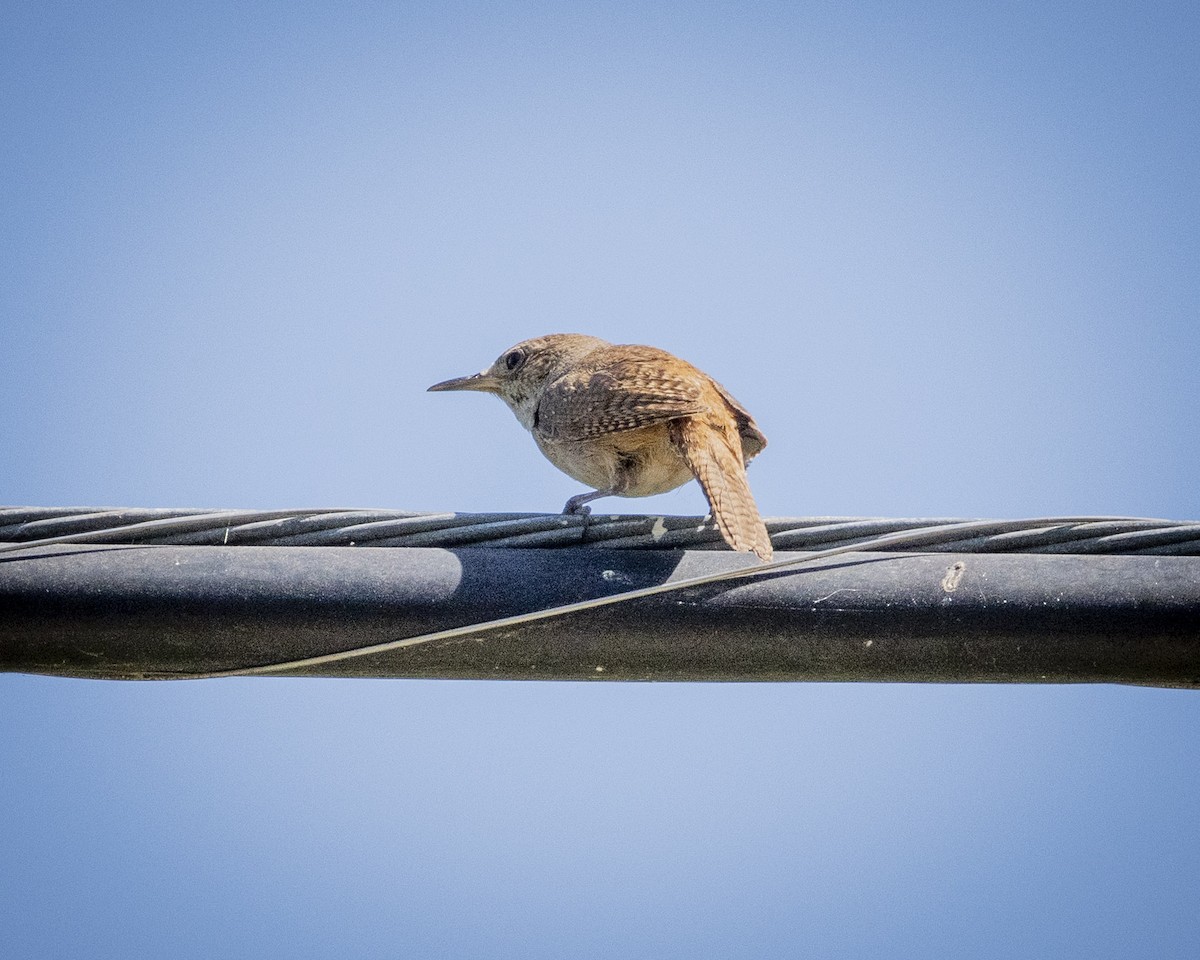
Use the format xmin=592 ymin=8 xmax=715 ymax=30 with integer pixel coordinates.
xmin=533 ymin=346 xmax=708 ymax=442
xmin=707 ymin=378 xmax=768 ymax=462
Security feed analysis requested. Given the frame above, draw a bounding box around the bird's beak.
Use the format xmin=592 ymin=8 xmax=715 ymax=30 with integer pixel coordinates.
xmin=427 ymin=371 xmax=502 ymax=394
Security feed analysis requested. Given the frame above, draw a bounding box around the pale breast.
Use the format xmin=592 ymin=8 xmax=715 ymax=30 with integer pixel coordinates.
xmin=534 ymin=422 xmax=693 ymax=497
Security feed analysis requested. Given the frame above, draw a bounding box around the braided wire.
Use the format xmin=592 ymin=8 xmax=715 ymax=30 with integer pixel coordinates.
xmin=2 ymin=506 xmax=1199 ymax=555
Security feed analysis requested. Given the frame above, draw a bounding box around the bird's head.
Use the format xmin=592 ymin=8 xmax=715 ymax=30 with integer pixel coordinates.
xmin=428 ymin=333 xmax=609 ymax=429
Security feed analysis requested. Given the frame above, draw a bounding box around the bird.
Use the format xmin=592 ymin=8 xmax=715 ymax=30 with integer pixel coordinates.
xmin=428 ymin=334 xmax=773 ymax=561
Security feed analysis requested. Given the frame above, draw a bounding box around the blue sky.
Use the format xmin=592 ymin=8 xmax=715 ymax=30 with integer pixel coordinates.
xmin=2 ymin=2 xmax=1198 ymax=957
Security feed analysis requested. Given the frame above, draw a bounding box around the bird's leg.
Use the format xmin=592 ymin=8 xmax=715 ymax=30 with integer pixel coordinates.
xmin=562 ymin=489 xmax=613 ymax=516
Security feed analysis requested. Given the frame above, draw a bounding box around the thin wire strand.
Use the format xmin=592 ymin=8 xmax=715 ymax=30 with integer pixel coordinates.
xmin=4 ymin=508 xmax=1198 ymax=554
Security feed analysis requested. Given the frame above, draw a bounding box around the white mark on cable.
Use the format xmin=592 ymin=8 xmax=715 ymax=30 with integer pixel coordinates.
xmin=814 ymin=588 xmax=860 ymax=604
xmin=941 ymin=561 xmax=966 ymax=592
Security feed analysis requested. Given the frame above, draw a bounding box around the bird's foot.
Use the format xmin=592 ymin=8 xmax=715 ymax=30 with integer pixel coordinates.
xmin=562 ymin=489 xmax=614 ymax=516
xmin=562 ymin=496 xmax=594 ymax=516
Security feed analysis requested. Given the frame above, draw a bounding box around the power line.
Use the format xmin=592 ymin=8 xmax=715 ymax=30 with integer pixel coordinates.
xmin=2 ymin=509 xmax=1197 ymax=687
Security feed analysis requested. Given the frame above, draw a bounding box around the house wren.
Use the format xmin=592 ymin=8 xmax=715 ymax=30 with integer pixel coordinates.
xmin=428 ymin=334 xmax=773 ymax=561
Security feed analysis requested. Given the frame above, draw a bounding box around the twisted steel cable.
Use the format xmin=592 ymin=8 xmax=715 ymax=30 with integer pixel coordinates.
xmin=2 ymin=506 xmax=1199 ymax=555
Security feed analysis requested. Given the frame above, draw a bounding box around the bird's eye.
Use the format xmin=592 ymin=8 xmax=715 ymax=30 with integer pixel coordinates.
xmin=503 ymin=349 xmax=526 ymax=371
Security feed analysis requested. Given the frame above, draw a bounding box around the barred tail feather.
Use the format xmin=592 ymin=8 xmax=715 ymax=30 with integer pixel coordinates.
xmin=670 ymin=417 xmax=773 ymax=562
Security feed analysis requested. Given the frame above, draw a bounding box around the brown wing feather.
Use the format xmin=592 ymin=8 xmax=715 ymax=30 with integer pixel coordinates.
xmin=707 ymin=378 xmax=768 ymax=462
xmin=534 ymin=346 xmax=708 ymax=442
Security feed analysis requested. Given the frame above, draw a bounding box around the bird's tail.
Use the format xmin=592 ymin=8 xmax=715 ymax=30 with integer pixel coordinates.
xmin=669 ymin=416 xmax=773 ymax=561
